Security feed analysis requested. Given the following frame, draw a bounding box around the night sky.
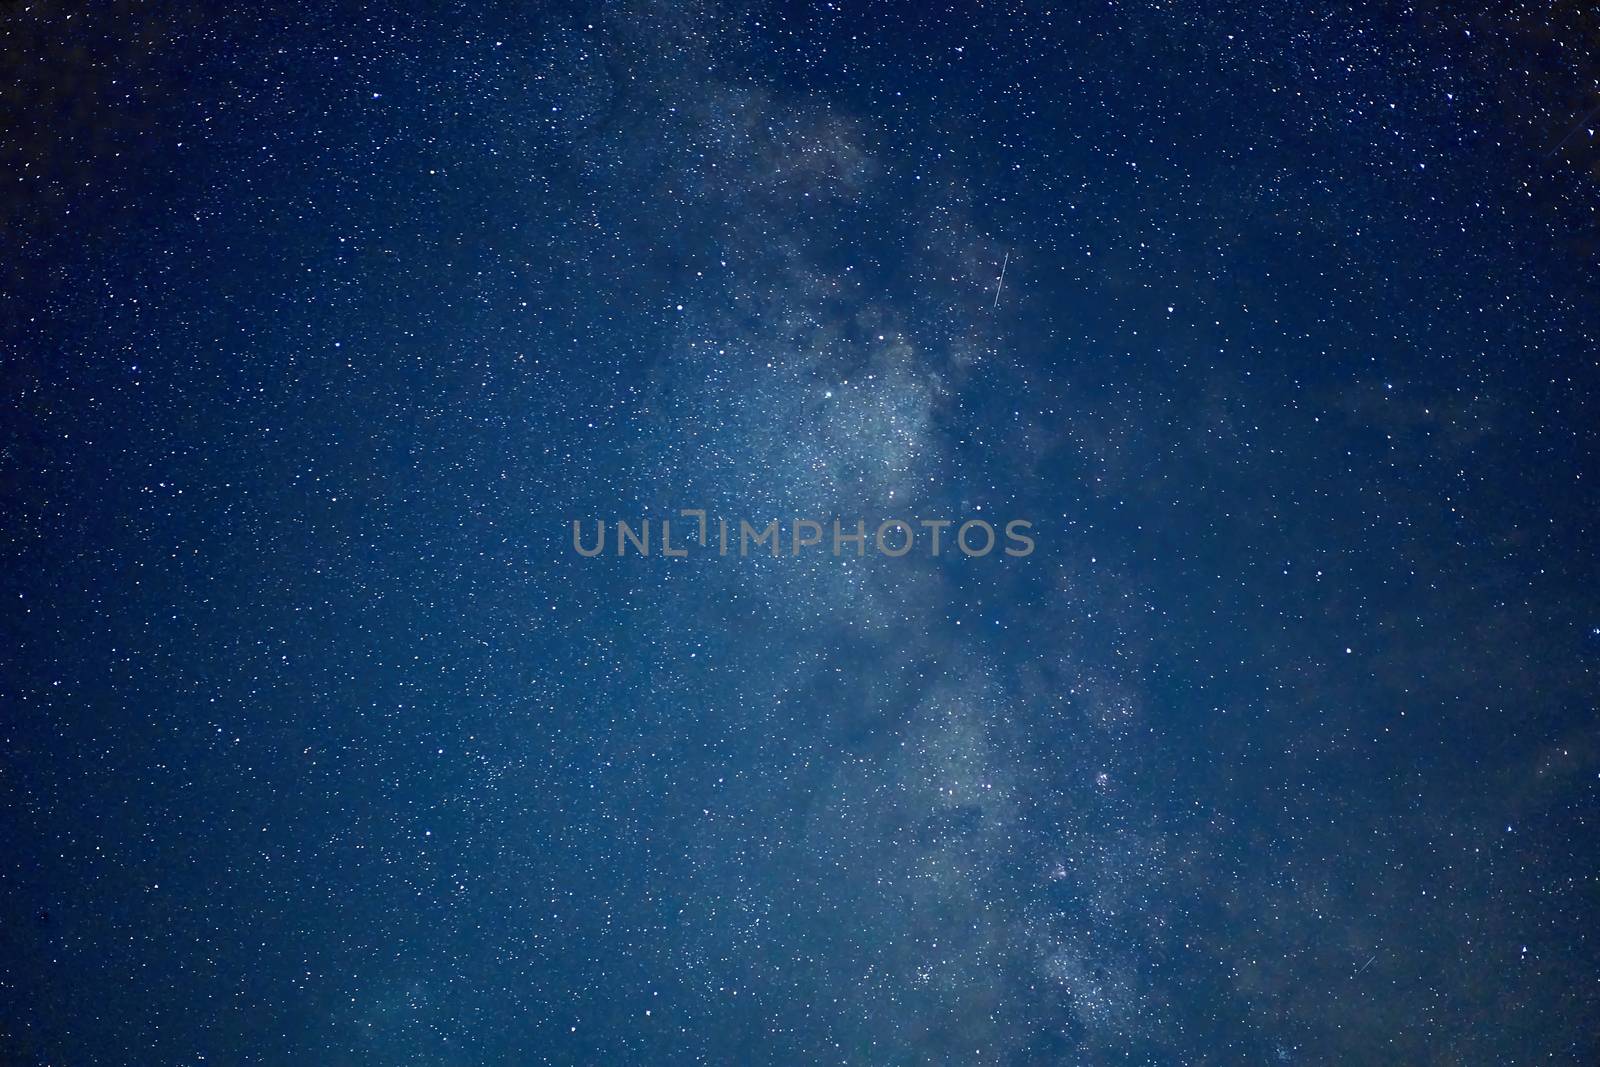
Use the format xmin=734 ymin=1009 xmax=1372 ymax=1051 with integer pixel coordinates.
xmin=4 ymin=2 xmax=1600 ymax=1063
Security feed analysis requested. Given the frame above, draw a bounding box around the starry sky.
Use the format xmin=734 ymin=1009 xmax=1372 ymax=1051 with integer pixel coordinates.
xmin=4 ymin=1 xmax=1600 ymax=1064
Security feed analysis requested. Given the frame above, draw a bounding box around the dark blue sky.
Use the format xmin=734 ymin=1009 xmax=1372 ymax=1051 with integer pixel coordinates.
xmin=3 ymin=1 xmax=1598 ymax=1063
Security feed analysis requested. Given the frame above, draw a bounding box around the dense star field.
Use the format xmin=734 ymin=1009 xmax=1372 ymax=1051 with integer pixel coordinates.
xmin=4 ymin=1 xmax=1600 ymax=1063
